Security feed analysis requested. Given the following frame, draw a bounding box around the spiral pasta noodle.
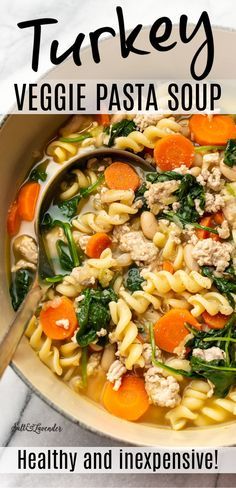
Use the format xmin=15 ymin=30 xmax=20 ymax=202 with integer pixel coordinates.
xmin=192 ymin=389 xmax=236 ymax=426
xmin=56 ymin=249 xmax=117 ymax=297
xmin=109 ymin=299 xmax=144 ymax=370
xmin=72 ymin=200 xmax=137 ymax=234
xmin=187 ymin=291 xmax=234 ymax=317
xmin=153 ymin=221 xmax=184 ymax=270
xmin=119 ymin=287 xmax=161 ymax=314
xmin=47 ymin=125 xmax=105 ymax=163
xmin=25 ymin=316 xmax=81 ymax=376
xmin=141 ymin=269 xmax=212 ymax=295
xmin=115 ymin=119 xmax=182 ymax=152
xmin=165 ymin=380 xmax=211 ymax=430
xmin=162 ymin=291 xmax=191 ymax=311
xmin=47 ymin=139 xmax=78 ymax=164
xmin=60 ymin=169 xmax=98 ymax=200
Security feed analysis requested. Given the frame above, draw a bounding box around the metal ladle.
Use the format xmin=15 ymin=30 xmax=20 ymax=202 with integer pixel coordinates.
xmin=0 ymin=148 xmax=156 ymax=377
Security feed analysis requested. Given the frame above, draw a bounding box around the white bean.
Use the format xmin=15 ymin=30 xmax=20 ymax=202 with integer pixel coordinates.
xmin=220 ymin=159 xmax=236 ymax=181
xmin=101 ymin=344 xmax=116 ymax=372
xmin=141 ymin=211 xmax=159 ymax=240
xmin=183 ymin=244 xmax=199 ymax=271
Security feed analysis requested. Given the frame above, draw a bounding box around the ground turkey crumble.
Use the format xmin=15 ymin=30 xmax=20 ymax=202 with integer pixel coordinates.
xmin=13 ymin=235 xmax=38 ymax=264
xmin=144 ymin=180 xmax=180 ymax=215
xmin=119 ymin=230 xmax=158 ymax=264
xmin=133 ymin=114 xmax=166 ymax=131
xmin=144 ymin=367 xmax=181 ymax=408
xmin=192 ymin=347 xmax=226 ymax=362
xmin=192 ymin=238 xmax=233 ymax=273
xmin=106 ymin=359 xmax=127 ymax=391
xmin=142 ymin=343 xmax=162 ymax=369
xmin=204 ymin=192 xmax=225 ymax=213
xmin=218 ymin=220 xmax=230 ymax=239
xmin=197 ymin=166 xmax=223 ymax=192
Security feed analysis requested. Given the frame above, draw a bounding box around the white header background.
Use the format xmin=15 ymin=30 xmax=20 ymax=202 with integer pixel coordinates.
xmin=1 ymin=1 xmax=236 ymax=487
xmin=0 ymin=0 xmax=236 ymax=113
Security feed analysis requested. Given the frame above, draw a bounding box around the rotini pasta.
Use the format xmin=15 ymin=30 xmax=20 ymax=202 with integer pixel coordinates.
xmin=115 ymin=119 xmax=181 ymax=152
xmin=109 ymin=299 xmax=144 ymax=370
xmin=119 ymin=287 xmax=161 ymax=314
xmin=25 ymin=316 xmax=81 ymax=376
xmin=60 ymin=169 xmax=98 ymax=200
xmin=193 ymin=389 xmax=236 ymax=426
xmin=165 ymin=380 xmax=211 ymax=430
xmin=152 ymin=221 xmax=184 ymax=270
xmin=187 ymin=291 xmax=234 ymax=317
xmin=47 ymin=139 xmax=78 ymax=164
xmin=141 ymin=269 xmax=212 ymax=295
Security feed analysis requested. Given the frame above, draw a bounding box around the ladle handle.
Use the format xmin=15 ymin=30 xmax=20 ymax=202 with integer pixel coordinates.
xmin=0 ymin=285 xmax=42 ymax=377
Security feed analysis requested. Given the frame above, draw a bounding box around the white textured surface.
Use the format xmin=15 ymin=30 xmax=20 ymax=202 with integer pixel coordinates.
xmin=0 ymin=0 xmax=236 ymax=486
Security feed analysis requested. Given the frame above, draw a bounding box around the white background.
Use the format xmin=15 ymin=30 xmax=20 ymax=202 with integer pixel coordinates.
xmin=1 ymin=0 xmax=236 ymax=487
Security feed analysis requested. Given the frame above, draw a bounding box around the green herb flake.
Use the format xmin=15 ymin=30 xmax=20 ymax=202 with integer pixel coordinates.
xmin=105 ymin=120 xmax=136 ymax=147
xmin=125 ymin=266 xmax=145 ymax=292
xmin=10 ymin=268 xmax=34 ymax=311
xmin=224 ymin=139 xmax=236 ymax=167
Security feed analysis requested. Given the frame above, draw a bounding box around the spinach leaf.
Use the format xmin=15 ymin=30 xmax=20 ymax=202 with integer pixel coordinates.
xmin=40 ymin=216 xmax=82 ymax=269
xmin=175 ymin=174 xmax=205 ymax=223
xmin=224 ymin=139 xmax=236 ymax=167
xmin=58 ymin=196 xmax=80 ymax=219
xmin=149 ymin=172 xmax=206 ymax=226
xmin=190 ymin=355 xmax=236 ymax=397
xmin=186 ymin=317 xmax=235 ymax=351
xmin=29 ymin=161 xmax=48 ymax=182
xmin=56 ymin=240 xmax=74 ymax=272
xmin=105 ymin=120 xmax=136 ymax=147
xmin=89 ymin=302 xmax=110 ymax=329
xmin=202 ymin=266 xmax=236 ymax=307
xmin=76 ymin=287 xmax=117 ymax=347
xmin=89 ymin=287 xmax=117 ymax=304
xmin=76 ymin=288 xmax=91 ymax=332
xmin=78 ymin=330 xmax=98 ymax=348
xmin=134 ymin=182 xmax=148 ymax=210
xmin=157 ymin=211 xmax=218 ymax=235
xmin=146 ymin=171 xmax=183 ymax=184
xmin=10 ymin=268 xmax=34 ymax=311
xmin=58 ymin=173 xmax=104 ymax=219
xmin=126 ymin=266 xmax=144 ymax=292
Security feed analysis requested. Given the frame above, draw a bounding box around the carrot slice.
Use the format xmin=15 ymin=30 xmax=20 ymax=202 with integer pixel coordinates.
xmin=196 ymin=216 xmax=213 ymax=240
xmin=86 ymin=232 xmax=112 ymax=258
xmin=154 ymin=134 xmax=194 ymax=171
xmin=202 ymin=311 xmax=228 ymax=330
xmin=39 ymin=296 xmax=78 ymax=340
xmin=97 ymin=114 xmax=110 ymax=126
xmin=18 ymin=182 xmax=40 ymax=221
xmin=154 ymin=309 xmax=201 ymax=354
xmin=196 ymin=214 xmax=221 ymax=241
xmin=162 ymin=260 xmax=174 ymax=274
xmin=189 ymin=115 xmax=236 ymax=146
xmin=104 ymin=162 xmax=140 ymax=191
xmin=102 ymin=375 xmax=149 ymax=421
xmin=213 ymin=211 xmax=224 ymax=225
xmin=7 ymin=201 xmax=21 ymax=236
